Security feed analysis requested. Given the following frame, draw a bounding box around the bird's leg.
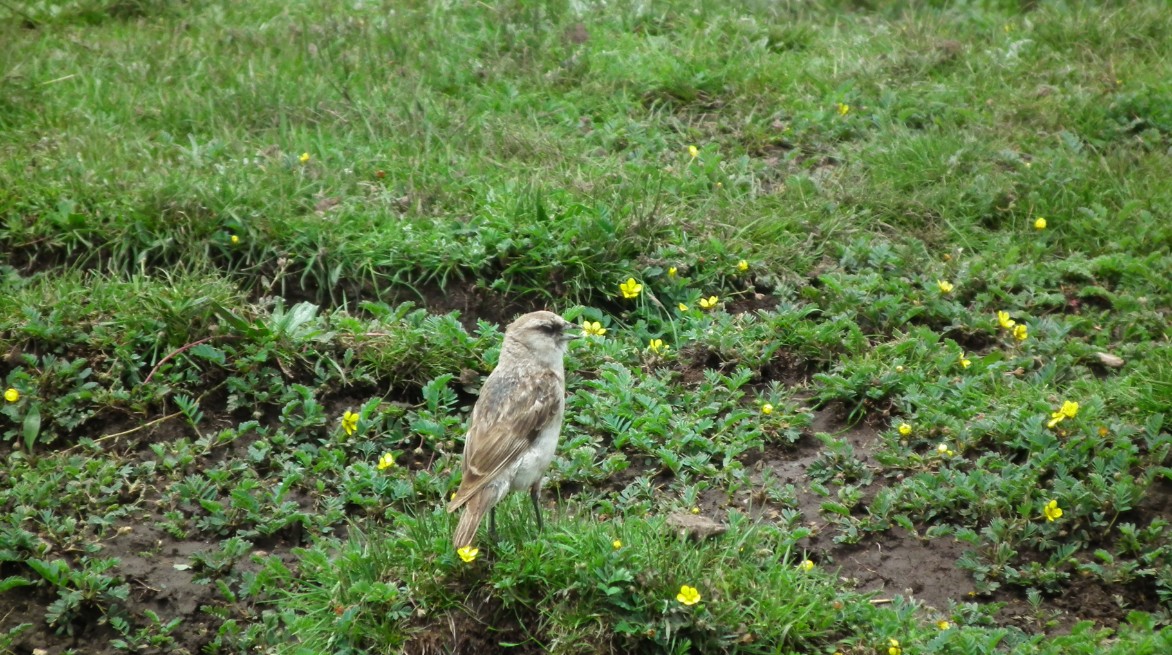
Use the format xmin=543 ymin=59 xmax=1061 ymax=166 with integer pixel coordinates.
xmin=530 ymin=483 xmax=544 ymax=532
xmin=489 ymin=506 xmax=498 ymax=542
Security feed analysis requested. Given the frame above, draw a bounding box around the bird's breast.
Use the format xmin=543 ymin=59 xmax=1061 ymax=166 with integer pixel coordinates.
xmin=508 ymin=415 xmax=563 ymax=492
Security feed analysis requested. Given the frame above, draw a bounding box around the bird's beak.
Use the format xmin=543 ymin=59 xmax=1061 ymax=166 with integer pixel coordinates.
xmin=560 ymin=325 xmax=581 ymax=341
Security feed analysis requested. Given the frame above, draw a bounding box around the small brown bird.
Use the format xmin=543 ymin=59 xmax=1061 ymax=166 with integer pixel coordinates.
xmin=448 ymin=311 xmax=577 ymax=548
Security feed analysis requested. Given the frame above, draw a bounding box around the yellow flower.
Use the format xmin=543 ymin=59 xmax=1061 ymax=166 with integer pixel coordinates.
xmin=668 ymin=266 xmax=678 ymax=278
xmin=582 ymin=321 xmax=607 ymax=337
xmin=299 ymin=152 xmax=310 ymax=164
xmin=761 ymin=403 xmax=773 ymax=415
xmin=612 ymin=539 xmax=622 ymax=549
xmin=1044 ymin=499 xmax=1063 ymax=522
xmin=457 ymin=545 xmax=479 ymax=563
xmin=937 ymin=443 xmax=955 ymax=457
xmin=837 ymin=102 xmax=850 ymax=116
xmin=997 ymin=311 xmax=1016 ymax=329
xmin=341 ymin=410 xmax=359 ymax=436
xmin=1047 ymin=400 xmax=1079 ymax=428
xmin=698 ymin=295 xmax=719 ymax=310
xmin=688 ymin=145 xmax=699 ymax=159
xmin=798 ymin=559 xmax=815 ymax=571
xmin=895 ymin=365 xmax=904 ymax=373
xmin=737 ymin=259 xmax=749 ymax=272
xmin=888 ymin=639 xmax=902 ymax=655
xmin=937 ymin=280 xmax=954 ymax=294
xmin=678 ymin=302 xmax=689 ymax=312
xmin=1013 ymin=324 xmax=1028 ymax=341
xmin=377 ymin=452 xmax=396 ymax=470
xmin=4 ymin=388 xmax=18 ymax=403
xmin=676 ymin=585 xmax=701 ymax=606
xmin=1034 ymin=217 xmax=1047 ymax=230
xmin=937 ymin=620 xmax=952 ymax=630
xmin=898 ymin=423 xmax=912 ymax=436
xmin=690 ymin=506 xmax=700 ymax=514
xmin=959 ymin=352 xmax=972 ymax=368
xmin=648 ymin=339 xmax=669 ymax=355
xmin=1098 ymin=426 xmax=1110 ymax=437
xmin=230 ymin=234 xmax=240 ymax=245
xmin=620 ymin=277 xmax=643 ymax=299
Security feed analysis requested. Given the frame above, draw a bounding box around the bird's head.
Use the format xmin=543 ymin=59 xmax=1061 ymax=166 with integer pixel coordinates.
xmin=504 ymin=311 xmax=578 ymax=364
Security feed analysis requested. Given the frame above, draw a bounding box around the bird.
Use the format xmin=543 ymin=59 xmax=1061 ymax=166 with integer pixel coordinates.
xmin=448 ymin=310 xmax=577 ymax=549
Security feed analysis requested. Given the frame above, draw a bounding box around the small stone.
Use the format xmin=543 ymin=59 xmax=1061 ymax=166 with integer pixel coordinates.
xmin=1094 ymin=352 xmax=1124 ymax=368
xmin=666 ymin=512 xmax=726 ymax=541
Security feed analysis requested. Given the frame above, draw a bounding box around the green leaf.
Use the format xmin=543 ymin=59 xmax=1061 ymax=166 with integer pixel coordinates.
xmin=22 ymin=403 xmax=41 ymax=451
xmin=821 ymin=502 xmax=851 ymax=516
xmin=189 ymin=343 xmax=226 ymax=365
xmin=0 ymin=576 xmax=33 ymax=593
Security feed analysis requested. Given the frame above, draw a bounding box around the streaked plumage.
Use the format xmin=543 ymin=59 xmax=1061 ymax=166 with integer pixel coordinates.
xmin=448 ymin=311 xmax=576 ymax=548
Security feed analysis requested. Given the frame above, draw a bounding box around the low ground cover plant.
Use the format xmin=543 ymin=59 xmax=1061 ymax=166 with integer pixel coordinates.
xmin=2 ymin=0 xmax=1170 ymax=653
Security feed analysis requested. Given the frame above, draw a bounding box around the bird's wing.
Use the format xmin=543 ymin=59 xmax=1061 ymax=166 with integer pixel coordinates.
xmin=447 ymin=367 xmax=562 ymax=511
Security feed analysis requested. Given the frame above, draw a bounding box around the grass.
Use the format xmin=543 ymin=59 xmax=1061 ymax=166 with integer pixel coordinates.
xmin=2 ymin=0 xmax=1171 ymax=653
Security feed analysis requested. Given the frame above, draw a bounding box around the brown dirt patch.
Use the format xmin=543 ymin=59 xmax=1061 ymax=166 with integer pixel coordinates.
xmin=0 ymin=525 xmax=222 ymax=655
xmin=403 ymin=590 xmax=544 ymax=655
xmin=727 ymin=292 xmax=780 ymax=315
xmin=729 ymin=405 xmax=1166 ymax=632
xmin=828 ymin=530 xmax=976 ymax=611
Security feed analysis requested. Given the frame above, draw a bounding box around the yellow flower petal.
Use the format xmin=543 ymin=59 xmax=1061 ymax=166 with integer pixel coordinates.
xmin=620 ymin=277 xmax=643 ymax=299
xmin=799 ymin=559 xmax=815 ymax=571
xmin=937 ymin=280 xmax=954 ymax=294
xmin=341 ymin=410 xmax=359 ymax=436
xmin=583 ymin=321 xmax=606 ymax=337
xmin=667 ymin=266 xmax=678 ymax=278
xmin=898 ymin=423 xmax=912 ymax=436
xmin=1013 ymin=324 xmax=1028 ymax=341
xmin=676 ymin=585 xmax=701 ymax=605
xmin=997 ymin=311 xmax=1016 ymax=329
xmin=457 ymin=546 xmax=479 ymax=563
xmin=678 ymin=303 xmax=689 ymax=312
xmin=737 ymin=259 xmax=749 ymax=272
xmin=3 ymin=388 xmax=18 ymax=403
xmin=688 ymin=145 xmax=699 ymax=158
xmin=299 ymin=152 xmax=310 ymax=164
xmin=612 ymin=539 xmax=622 ymax=549
xmin=377 ymin=453 xmax=396 ymax=470
xmin=1034 ymin=217 xmax=1047 ymax=230
xmin=1044 ymin=499 xmax=1063 ymax=522
xmin=761 ymin=403 xmax=773 ymax=415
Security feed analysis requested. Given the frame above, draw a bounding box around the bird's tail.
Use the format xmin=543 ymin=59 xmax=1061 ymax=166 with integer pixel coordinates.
xmin=452 ymin=490 xmax=492 ymax=549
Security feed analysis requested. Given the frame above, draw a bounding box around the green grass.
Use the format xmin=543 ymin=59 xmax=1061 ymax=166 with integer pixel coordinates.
xmin=2 ymin=0 xmax=1171 ymax=653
